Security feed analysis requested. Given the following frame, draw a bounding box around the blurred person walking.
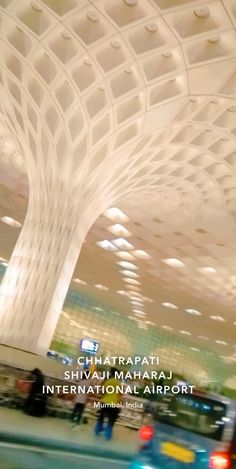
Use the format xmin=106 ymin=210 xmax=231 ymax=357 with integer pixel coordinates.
xmin=71 ymin=372 xmax=90 ymax=428
xmin=94 ymin=367 xmax=122 ymax=440
xmin=24 ymin=368 xmax=47 ymax=417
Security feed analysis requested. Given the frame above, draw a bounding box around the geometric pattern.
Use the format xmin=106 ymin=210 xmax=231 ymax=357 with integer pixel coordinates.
xmin=0 ymin=0 xmax=236 ymax=354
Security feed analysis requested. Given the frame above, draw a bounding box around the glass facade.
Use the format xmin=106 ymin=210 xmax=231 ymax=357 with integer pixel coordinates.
xmin=52 ymin=285 xmax=235 ymax=389
xmin=1 ymin=263 xmax=235 ymax=389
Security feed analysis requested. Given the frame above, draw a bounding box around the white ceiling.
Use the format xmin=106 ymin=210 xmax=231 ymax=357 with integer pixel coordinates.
xmin=1 ymin=0 xmax=236 ymax=357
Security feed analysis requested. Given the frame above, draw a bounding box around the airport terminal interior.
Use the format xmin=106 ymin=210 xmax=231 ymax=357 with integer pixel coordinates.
xmin=1 ymin=0 xmax=236 ymax=468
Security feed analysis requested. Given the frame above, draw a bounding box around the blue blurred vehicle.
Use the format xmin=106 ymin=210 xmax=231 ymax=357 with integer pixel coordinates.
xmin=130 ymin=391 xmax=236 ymax=469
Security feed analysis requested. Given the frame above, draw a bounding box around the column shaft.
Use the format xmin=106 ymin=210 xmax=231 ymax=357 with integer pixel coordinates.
xmin=0 ymin=213 xmax=87 ymax=354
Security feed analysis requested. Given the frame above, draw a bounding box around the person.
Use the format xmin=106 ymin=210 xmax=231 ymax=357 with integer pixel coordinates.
xmin=94 ymin=367 xmax=122 ymax=440
xmin=71 ymin=372 xmax=90 ymax=428
xmin=24 ymin=368 xmax=47 ymax=417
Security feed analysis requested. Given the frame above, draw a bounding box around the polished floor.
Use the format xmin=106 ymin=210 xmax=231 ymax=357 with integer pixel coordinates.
xmin=0 ymin=444 xmax=128 ymax=469
xmin=0 ymin=407 xmax=137 ymax=469
xmin=0 ymin=407 xmax=137 ymax=453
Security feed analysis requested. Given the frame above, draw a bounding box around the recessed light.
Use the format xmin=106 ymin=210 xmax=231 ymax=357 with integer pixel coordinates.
xmin=31 ymin=1 xmax=43 ymax=12
xmin=219 ymin=355 xmax=228 ymax=361
xmin=200 ymin=267 xmax=216 ymax=273
xmin=108 ymin=224 xmax=131 ymax=237
xmin=215 ymin=340 xmax=227 ymax=345
xmin=0 ymin=216 xmax=22 ymax=228
xmin=208 ymin=35 xmax=221 ymax=44
xmin=123 ymin=278 xmax=140 ymax=285
xmin=130 ymin=292 xmax=143 ymax=298
xmin=111 ymin=39 xmax=121 ymax=49
xmin=186 ymin=308 xmax=201 ymax=316
xmin=190 ymin=347 xmax=200 ymax=352
xmin=94 ymin=306 xmax=103 ymax=311
xmin=103 ymin=332 xmax=110 ymax=336
xmin=145 ymin=22 xmax=158 ymax=33
xmin=117 ymin=290 xmax=129 ymax=296
xmin=210 ymin=316 xmax=225 ymax=322
xmin=104 ymin=207 xmax=129 ymax=222
xmin=142 ymin=296 xmax=154 ymax=303
xmin=133 ymin=250 xmax=151 ymax=259
xmin=134 ymin=315 xmax=146 ymax=320
xmin=87 ymin=10 xmax=100 ymax=22
xmin=198 ymin=335 xmax=209 ymax=340
xmin=117 ymin=261 xmax=138 ymax=270
xmin=135 ymin=316 xmax=146 ymax=321
xmin=162 ymin=302 xmax=178 ymax=310
xmin=97 ymin=240 xmax=118 ymax=251
xmin=73 ymin=278 xmax=87 ymax=285
xmin=115 ymin=251 xmax=135 ymax=260
xmin=162 ymin=258 xmax=185 ymax=268
xmin=129 ymin=293 xmax=142 ymax=299
xmin=130 ymin=296 xmax=143 ymax=303
xmin=130 ymin=301 xmax=144 ymax=307
xmin=94 ymin=284 xmax=109 ymax=291
xmin=180 ymin=330 xmax=191 ymax=336
xmin=221 ymin=355 xmax=236 ymax=363
xmin=131 ymin=305 xmax=144 ymax=311
xmin=126 ymin=285 xmax=141 ymax=292
xmin=120 ymin=270 xmax=139 ymax=278
xmin=133 ymin=309 xmax=145 ymax=314
xmin=194 ymin=7 xmax=210 ymax=18
xmin=61 ymin=30 xmax=72 ymax=39
xmin=111 ymin=238 xmax=134 ymax=250
xmin=162 ymin=325 xmax=173 ymax=331
xmin=145 ymin=321 xmax=155 ymax=326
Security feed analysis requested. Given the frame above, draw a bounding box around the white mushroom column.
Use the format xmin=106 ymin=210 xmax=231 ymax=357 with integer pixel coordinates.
xmin=1 ymin=0 xmax=236 ymax=357
xmin=0 ymin=177 xmax=104 ymax=355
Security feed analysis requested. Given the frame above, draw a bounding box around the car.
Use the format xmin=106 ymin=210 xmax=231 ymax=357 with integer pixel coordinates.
xmin=130 ymin=390 xmax=236 ymax=468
